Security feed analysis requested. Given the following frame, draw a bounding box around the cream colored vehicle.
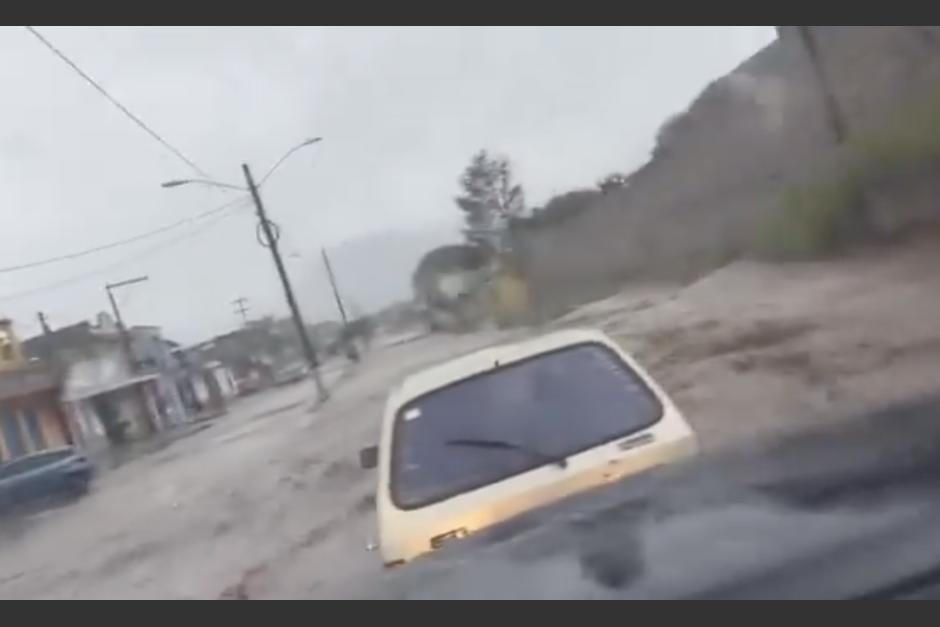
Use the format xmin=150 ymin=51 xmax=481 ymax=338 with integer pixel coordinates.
xmin=360 ymin=328 xmax=697 ymax=567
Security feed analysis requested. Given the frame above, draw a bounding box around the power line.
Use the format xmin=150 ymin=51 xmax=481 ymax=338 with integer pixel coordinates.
xmin=24 ymin=26 xmax=211 ymax=179
xmin=0 ymin=196 xmax=247 ymax=275
xmin=0 ymin=203 xmax=243 ymax=303
xmin=0 ymin=199 xmax=250 ymax=303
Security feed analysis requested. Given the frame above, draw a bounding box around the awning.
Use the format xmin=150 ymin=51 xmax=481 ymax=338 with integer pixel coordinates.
xmin=62 ymin=373 xmax=160 ymax=402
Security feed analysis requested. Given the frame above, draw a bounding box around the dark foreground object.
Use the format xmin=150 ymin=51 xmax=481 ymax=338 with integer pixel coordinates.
xmin=364 ymin=396 xmax=940 ymax=599
xmin=0 ymin=448 xmax=93 ymax=513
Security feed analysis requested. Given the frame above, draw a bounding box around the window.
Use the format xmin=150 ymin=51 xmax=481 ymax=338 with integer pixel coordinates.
xmin=0 ymin=406 xmax=27 ymax=459
xmin=23 ymin=408 xmax=47 ymax=452
xmin=391 ymin=342 xmax=663 ymax=509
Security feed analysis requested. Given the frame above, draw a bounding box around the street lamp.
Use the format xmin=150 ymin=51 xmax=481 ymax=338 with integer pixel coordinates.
xmin=160 ymin=137 xmax=329 ymax=404
xmin=259 ymin=137 xmax=322 ymax=185
xmin=159 ymin=137 xmax=324 ymax=192
xmin=160 ymin=179 xmax=246 ymax=191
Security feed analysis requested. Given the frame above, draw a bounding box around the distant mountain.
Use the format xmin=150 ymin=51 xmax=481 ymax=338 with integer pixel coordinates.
xmin=298 ymin=221 xmax=463 ymax=316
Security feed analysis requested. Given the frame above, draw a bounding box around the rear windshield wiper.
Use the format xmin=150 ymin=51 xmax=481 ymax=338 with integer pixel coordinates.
xmin=444 ymin=438 xmax=568 ymax=469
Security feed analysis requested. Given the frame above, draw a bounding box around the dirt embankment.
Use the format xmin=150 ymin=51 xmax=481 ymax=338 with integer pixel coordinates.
xmin=517 ymin=27 xmax=940 ymax=319
xmin=551 ymin=232 xmax=940 ymax=451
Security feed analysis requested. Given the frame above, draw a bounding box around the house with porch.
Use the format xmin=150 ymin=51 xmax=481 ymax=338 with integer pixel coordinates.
xmin=0 ymin=319 xmax=75 ymax=461
xmin=22 ymin=314 xmax=191 ymax=458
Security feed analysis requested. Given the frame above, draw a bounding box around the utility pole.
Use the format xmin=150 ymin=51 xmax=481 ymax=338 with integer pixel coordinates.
xmin=37 ymin=311 xmax=51 ymax=335
xmin=105 ymin=276 xmax=149 ymax=373
xmin=233 ymin=297 xmax=250 ymax=326
xmin=242 ymin=163 xmax=328 ymax=402
xmin=321 ymin=247 xmax=349 ymax=326
xmin=105 ymin=275 xmax=152 ymax=434
xmin=322 ymin=246 xmax=360 ymax=363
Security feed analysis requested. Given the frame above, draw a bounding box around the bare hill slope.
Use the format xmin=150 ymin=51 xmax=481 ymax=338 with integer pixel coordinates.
xmin=518 ymin=27 xmax=940 ymax=317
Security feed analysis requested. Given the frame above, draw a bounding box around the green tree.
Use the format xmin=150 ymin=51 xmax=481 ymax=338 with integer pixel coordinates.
xmin=455 ymin=150 xmax=525 ymax=250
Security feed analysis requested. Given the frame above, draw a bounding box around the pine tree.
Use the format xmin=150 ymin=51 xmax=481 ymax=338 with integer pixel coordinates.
xmin=455 ymin=150 xmax=525 ymax=250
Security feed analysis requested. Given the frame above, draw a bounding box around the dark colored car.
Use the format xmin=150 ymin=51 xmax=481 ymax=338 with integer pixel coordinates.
xmin=0 ymin=448 xmax=93 ymax=512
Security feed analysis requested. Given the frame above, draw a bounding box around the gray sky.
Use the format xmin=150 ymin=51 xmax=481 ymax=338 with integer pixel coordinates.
xmin=0 ymin=26 xmax=774 ymax=344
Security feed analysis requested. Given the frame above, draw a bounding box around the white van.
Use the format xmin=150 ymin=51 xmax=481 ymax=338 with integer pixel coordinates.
xmin=360 ymin=328 xmax=697 ymax=567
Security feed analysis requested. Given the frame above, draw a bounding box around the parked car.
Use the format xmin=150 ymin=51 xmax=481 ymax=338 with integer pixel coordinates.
xmin=273 ymin=362 xmax=309 ymax=386
xmin=235 ymin=375 xmax=265 ymax=396
xmin=0 ymin=447 xmax=94 ymax=512
xmin=359 ymin=328 xmax=697 ymax=567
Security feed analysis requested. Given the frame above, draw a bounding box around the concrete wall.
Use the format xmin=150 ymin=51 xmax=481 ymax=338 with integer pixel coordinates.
xmin=514 ymin=27 xmax=940 ymax=317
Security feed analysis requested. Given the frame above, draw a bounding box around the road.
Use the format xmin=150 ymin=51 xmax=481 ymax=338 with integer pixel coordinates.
xmin=0 ymin=330 xmax=511 ymax=599
xmin=4 ymin=234 xmax=940 ymax=598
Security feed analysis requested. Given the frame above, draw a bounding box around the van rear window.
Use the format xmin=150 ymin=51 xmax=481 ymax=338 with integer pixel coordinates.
xmin=391 ymin=343 xmax=662 ymax=509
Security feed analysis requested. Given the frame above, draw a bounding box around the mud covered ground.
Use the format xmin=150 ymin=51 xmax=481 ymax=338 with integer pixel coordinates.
xmin=3 ymin=235 xmax=940 ymax=598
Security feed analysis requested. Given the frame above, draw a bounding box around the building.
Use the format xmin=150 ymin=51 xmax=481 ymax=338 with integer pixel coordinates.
xmin=22 ymin=314 xmax=191 ymax=457
xmin=171 ymin=343 xmax=237 ymax=418
xmin=0 ymin=319 xmax=74 ymax=461
xmin=191 ymin=318 xmax=324 ymax=394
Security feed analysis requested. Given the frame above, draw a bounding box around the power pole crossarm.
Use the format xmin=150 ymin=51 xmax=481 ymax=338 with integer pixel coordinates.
xmin=233 ymin=297 xmax=250 ymax=325
xmin=105 ymin=276 xmax=148 ymax=373
xmin=104 ymin=276 xmax=152 ymax=432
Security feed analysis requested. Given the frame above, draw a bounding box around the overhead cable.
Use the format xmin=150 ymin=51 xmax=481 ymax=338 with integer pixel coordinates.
xmin=0 ymin=198 xmax=251 ymax=303
xmin=24 ymin=26 xmax=211 ymax=179
xmin=0 ymin=196 xmax=248 ymax=274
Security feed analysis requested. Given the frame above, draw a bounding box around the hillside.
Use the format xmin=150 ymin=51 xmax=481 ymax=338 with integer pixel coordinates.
xmin=515 ymin=27 xmax=940 ymax=318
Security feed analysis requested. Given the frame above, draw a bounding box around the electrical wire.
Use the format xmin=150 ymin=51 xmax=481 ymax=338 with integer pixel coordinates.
xmin=0 ymin=198 xmax=251 ymax=303
xmin=0 ymin=201 xmax=246 ymax=303
xmin=0 ymin=196 xmax=248 ymax=275
xmin=24 ymin=26 xmax=211 ymax=180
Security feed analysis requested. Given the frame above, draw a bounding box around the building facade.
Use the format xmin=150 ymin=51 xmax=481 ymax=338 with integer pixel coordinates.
xmin=0 ymin=319 xmax=74 ymax=461
xmin=22 ymin=315 xmax=192 ymax=457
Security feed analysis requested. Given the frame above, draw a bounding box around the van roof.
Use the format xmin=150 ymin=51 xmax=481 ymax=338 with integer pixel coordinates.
xmin=393 ymin=328 xmax=618 ymax=403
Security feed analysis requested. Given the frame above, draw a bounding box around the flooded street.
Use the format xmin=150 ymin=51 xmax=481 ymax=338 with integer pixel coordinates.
xmin=0 ymin=332 xmax=508 ymax=599
xmin=4 ymin=236 xmax=940 ymax=598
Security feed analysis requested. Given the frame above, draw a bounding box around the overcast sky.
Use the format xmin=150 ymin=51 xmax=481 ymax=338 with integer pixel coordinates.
xmin=0 ymin=26 xmax=775 ymax=344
